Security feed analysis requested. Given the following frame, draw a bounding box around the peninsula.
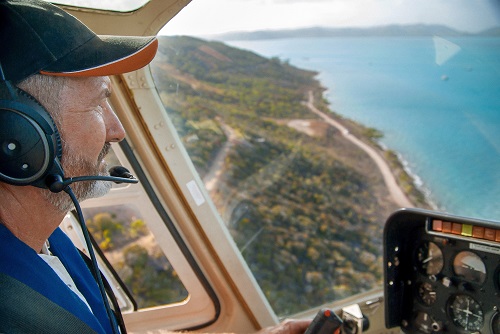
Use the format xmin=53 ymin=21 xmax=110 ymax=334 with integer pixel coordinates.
xmin=150 ymin=35 xmax=429 ymax=314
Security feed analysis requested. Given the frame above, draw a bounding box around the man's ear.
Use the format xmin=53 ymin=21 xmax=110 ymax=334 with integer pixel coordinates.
xmin=0 ymin=80 xmax=63 ymax=188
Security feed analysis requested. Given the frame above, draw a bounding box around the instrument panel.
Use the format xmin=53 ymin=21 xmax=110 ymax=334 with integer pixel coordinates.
xmin=384 ymin=208 xmax=500 ymax=333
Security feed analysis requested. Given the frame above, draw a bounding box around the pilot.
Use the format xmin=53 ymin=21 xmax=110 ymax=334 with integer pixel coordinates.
xmin=0 ymin=0 xmax=311 ymax=333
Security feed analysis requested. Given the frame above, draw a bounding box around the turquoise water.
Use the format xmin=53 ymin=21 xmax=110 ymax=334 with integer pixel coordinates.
xmin=226 ymin=37 xmax=500 ymax=221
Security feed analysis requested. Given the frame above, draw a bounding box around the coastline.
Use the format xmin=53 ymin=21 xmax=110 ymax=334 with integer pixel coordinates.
xmin=156 ymin=35 xmax=432 ymax=215
xmin=156 ymin=36 xmax=429 ymax=310
xmin=303 ymin=90 xmax=429 ymax=210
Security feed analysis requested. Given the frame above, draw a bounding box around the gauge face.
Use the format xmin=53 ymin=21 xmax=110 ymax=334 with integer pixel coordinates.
xmin=449 ymin=294 xmax=484 ymax=332
xmin=418 ymin=282 xmax=437 ymax=306
xmin=453 ymin=251 xmax=486 ymax=284
xmin=416 ymin=241 xmax=444 ymax=276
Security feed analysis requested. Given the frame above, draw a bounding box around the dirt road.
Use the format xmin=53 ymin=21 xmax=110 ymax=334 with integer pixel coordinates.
xmin=203 ymin=120 xmax=238 ymax=192
xmin=305 ymin=91 xmax=413 ymax=208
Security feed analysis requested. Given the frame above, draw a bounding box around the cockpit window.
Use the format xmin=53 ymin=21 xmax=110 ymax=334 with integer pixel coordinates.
xmin=69 ymin=145 xmax=190 ymax=310
xmin=47 ymin=0 xmax=149 ymax=12
xmin=153 ymin=0 xmax=500 ymax=317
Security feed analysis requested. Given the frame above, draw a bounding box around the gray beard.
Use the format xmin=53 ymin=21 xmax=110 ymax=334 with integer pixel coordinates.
xmin=43 ymin=143 xmax=113 ymax=213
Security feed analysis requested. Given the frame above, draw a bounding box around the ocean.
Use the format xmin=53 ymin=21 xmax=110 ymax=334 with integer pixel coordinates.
xmin=225 ymin=36 xmax=500 ymax=221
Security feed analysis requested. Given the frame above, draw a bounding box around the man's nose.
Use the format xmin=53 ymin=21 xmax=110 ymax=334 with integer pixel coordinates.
xmin=103 ymin=102 xmax=126 ymax=142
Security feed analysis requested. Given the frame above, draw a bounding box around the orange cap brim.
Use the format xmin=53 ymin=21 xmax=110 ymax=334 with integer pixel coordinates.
xmin=40 ymin=38 xmax=158 ymax=77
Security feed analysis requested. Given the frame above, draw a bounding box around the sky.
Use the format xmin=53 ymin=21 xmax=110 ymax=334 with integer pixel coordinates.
xmin=160 ymin=0 xmax=500 ymax=36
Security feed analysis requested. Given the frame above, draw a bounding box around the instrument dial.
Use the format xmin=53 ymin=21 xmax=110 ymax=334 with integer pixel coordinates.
xmin=448 ymin=294 xmax=484 ymax=332
xmin=418 ymin=282 xmax=437 ymax=306
xmin=417 ymin=282 xmax=437 ymax=306
xmin=416 ymin=241 xmax=444 ymax=276
xmin=453 ymin=251 xmax=486 ymax=284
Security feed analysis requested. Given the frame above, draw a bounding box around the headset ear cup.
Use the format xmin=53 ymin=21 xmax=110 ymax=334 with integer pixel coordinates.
xmin=0 ymin=82 xmax=63 ymax=188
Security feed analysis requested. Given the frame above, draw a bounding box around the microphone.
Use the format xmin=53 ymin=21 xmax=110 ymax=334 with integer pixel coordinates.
xmin=47 ymin=166 xmax=139 ymax=193
xmin=108 ymin=165 xmax=134 ymax=180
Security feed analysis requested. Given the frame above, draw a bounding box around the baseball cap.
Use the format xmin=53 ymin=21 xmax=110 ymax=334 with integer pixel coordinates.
xmin=0 ymin=0 xmax=158 ymax=83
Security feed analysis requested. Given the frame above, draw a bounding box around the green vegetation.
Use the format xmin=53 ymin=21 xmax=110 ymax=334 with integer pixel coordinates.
xmin=83 ymin=36 xmax=430 ymax=313
xmin=85 ymin=207 xmax=188 ymax=308
xmin=384 ymin=150 xmax=429 ymax=207
xmin=150 ymin=36 xmax=418 ymax=315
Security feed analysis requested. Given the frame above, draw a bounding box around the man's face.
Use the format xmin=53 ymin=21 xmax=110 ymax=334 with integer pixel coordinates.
xmin=45 ymin=76 xmax=126 ymax=211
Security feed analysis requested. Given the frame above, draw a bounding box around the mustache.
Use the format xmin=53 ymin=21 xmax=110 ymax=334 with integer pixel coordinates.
xmin=98 ymin=142 xmax=112 ymax=162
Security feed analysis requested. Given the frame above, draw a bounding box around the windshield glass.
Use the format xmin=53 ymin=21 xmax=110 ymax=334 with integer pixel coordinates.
xmin=153 ymin=0 xmax=500 ymax=316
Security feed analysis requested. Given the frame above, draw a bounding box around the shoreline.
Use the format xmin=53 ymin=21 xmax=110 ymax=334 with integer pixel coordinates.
xmin=304 ymin=90 xmax=418 ymax=209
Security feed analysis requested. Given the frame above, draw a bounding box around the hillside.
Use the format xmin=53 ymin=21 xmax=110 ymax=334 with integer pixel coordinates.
xmin=149 ymin=35 xmax=433 ymax=314
xmin=145 ymin=35 xmax=433 ymax=315
xmin=203 ymin=24 xmax=495 ymax=41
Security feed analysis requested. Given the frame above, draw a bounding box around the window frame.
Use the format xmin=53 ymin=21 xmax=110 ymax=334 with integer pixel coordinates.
xmin=90 ymin=68 xmax=279 ymax=331
xmin=64 ymin=139 xmax=220 ymax=331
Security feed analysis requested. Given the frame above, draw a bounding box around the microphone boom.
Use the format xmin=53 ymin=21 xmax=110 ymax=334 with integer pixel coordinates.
xmin=47 ymin=166 xmax=138 ymax=193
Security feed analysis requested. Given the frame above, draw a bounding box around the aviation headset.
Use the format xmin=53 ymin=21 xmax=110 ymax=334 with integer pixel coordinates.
xmin=0 ymin=66 xmax=64 ymax=190
xmin=0 ymin=0 xmax=155 ymax=192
